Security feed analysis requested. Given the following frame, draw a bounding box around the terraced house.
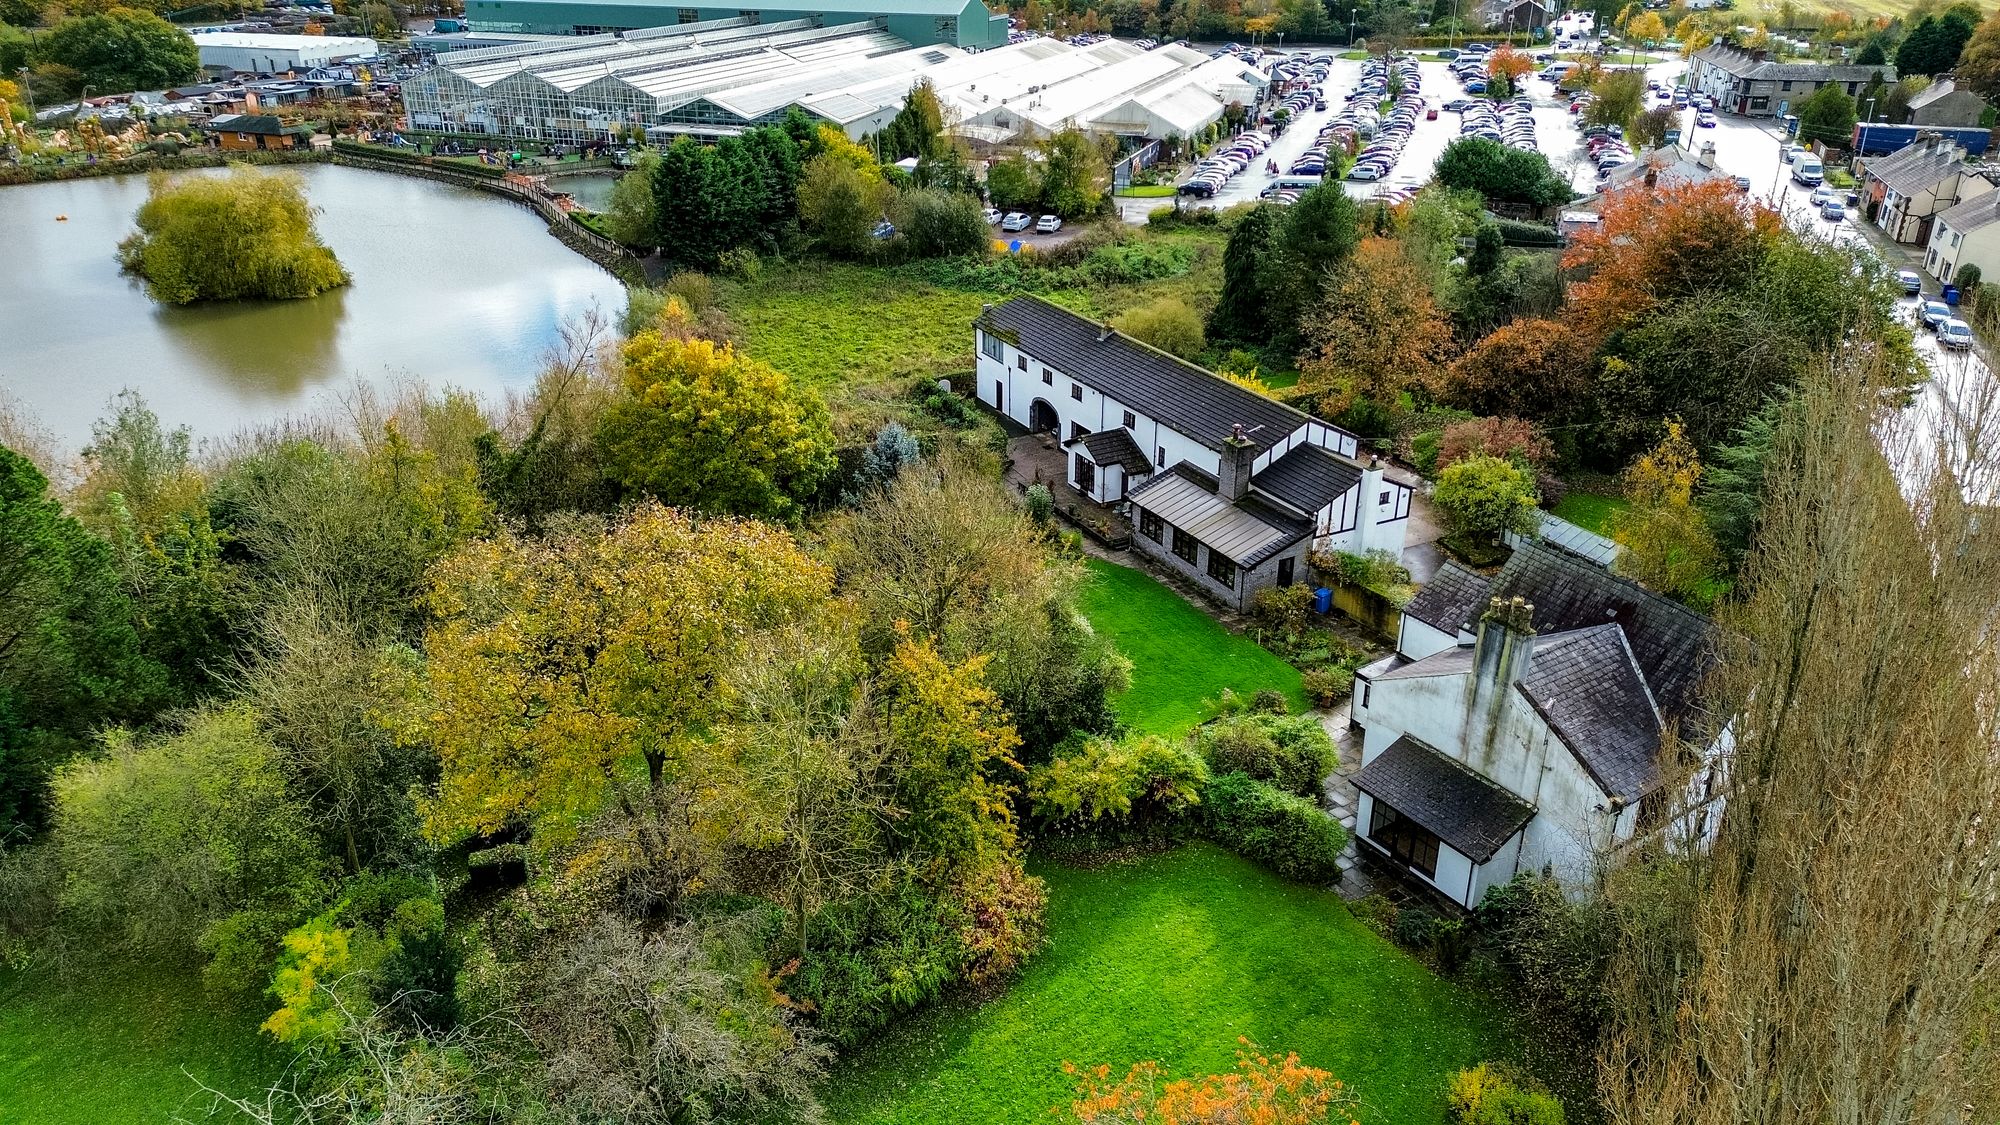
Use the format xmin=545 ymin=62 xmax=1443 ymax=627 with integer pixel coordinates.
xmin=973 ymin=296 xmax=1411 ymax=611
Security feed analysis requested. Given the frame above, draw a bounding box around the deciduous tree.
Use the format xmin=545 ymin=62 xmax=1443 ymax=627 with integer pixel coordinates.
xmin=39 ymin=7 xmax=197 ymax=94
xmin=1606 ymin=419 xmax=1722 ymax=605
xmin=1431 ymin=454 xmax=1540 ymax=541
xmin=117 ymin=168 xmax=348 ymax=305
xmin=1297 ymin=237 xmax=1456 ymax=412
xmin=1115 ymin=295 xmax=1206 ymax=359
xmin=1793 ymin=81 xmax=1857 ymax=148
xmin=598 ymin=332 xmax=835 ymax=520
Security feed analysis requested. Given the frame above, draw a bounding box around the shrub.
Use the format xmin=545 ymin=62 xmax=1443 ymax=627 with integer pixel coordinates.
xmin=1251 ymin=689 xmax=1290 ymax=715
xmin=1437 ymin=417 xmax=1553 ymax=472
xmin=1200 ymin=772 xmax=1345 ymax=884
xmin=1433 ymin=455 xmax=1541 ymax=541
xmin=1250 ymin=583 xmax=1315 ymax=644
xmin=1474 ymin=873 xmax=1614 ymax=1036
xmin=1029 ymin=734 xmax=1209 ymax=829
xmin=663 ymin=269 xmax=714 ymax=311
xmin=1347 ymin=892 xmax=1398 ymax=935
xmin=1198 ymin=714 xmax=1336 ymax=797
xmin=1114 ymin=296 xmax=1206 ymax=359
xmin=1447 ymin=1062 xmax=1566 ymax=1125
xmin=900 ymin=188 xmax=991 ymax=258
xmin=1023 ymin=483 xmax=1054 ymax=526
xmin=716 ymin=246 xmax=762 ymax=281
xmin=1301 ymin=664 xmax=1354 ymax=708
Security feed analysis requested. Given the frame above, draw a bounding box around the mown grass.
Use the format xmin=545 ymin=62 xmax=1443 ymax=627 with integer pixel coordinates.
xmin=724 ymin=261 xmax=997 ymax=387
xmin=1076 ymin=559 xmax=1305 ymax=732
xmin=1551 ymin=490 xmax=1629 ymax=535
xmin=827 ymin=843 xmax=1511 ymax=1125
xmin=0 ymin=963 xmax=286 ymax=1125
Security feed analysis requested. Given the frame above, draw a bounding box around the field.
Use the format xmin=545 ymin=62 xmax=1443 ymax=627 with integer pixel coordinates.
xmin=1076 ymin=558 xmax=1306 ymax=732
xmin=723 ymin=262 xmax=999 ymax=388
xmin=827 ymin=844 xmax=1511 ymax=1125
xmin=1551 ymin=490 xmax=1629 ymax=535
xmin=0 ymin=964 xmax=284 ymax=1125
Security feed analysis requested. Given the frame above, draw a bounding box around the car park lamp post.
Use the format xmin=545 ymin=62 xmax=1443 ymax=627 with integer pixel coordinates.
xmin=1350 ymin=8 xmax=1359 ymax=44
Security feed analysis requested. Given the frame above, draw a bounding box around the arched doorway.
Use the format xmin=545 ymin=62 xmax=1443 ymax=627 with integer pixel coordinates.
xmin=1029 ymin=399 xmax=1059 ymax=434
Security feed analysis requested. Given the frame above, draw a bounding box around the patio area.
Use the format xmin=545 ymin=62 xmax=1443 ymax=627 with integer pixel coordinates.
xmin=1004 ymin=431 xmax=1133 ymax=542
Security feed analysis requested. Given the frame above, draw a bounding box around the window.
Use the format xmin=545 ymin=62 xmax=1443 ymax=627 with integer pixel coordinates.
xmin=738 ymin=9 xmax=759 ymax=22
xmin=1356 ymin=679 xmax=1370 ymax=708
xmin=1139 ymin=509 xmax=1162 ymax=541
xmin=1954 ymin=231 xmax=1963 ymax=247
xmin=1041 ymin=368 xmax=1052 ymax=385
xmin=1781 ymin=80 xmax=1792 ymax=91
xmin=981 ymin=332 xmax=1004 ymax=362
xmin=1016 ymin=355 xmax=1027 ymax=371
xmin=1074 ymin=455 xmax=1096 ymax=496
xmin=1122 ymin=410 xmax=1136 ymax=429
xmin=1847 ymin=81 xmax=1858 ymax=95
xmin=1069 ymin=384 xmax=1083 ymax=401
xmin=1379 ymin=491 xmax=1391 ymax=506
xmin=1206 ymin=551 xmax=1236 ymax=587
xmin=676 ymin=7 xmax=698 ymax=21
xmin=1156 ymin=446 xmax=1166 ymax=467
xmin=934 ymin=14 xmax=957 ymax=39
xmin=1069 ymin=422 xmax=1088 ymax=442
xmin=1172 ymin=527 xmax=1200 ymax=564
xmin=1368 ymin=802 xmax=1441 ymax=879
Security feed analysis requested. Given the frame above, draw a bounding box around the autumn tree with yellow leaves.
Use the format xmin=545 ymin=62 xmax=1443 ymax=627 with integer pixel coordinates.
xmin=1608 ymin=420 xmax=1723 ymax=607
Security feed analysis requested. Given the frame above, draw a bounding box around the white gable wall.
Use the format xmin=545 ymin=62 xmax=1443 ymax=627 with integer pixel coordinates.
xmin=1396 ymin=617 xmax=1462 ymax=660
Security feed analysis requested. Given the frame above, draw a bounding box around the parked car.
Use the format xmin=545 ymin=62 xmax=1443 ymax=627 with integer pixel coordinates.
xmin=870 ymin=220 xmax=895 ymax=240
xmin=1733 ymin=175 xmax=1752 ymax=191
xmin=1896 ymin=269 xmax=1923 ymax=295
xmin=1820 ymin=201 xmax=1846 ymax=221
xmin=982 ymin=207 xmax=1002 ymax=225
xmin=1426 ymin=105 xmax=1439 ymax=119
xmin=1940 ymin=317 xmax=1975 ymax=349
xmin=1001 ymin=212 xmax=1032 ymax=231
xmin=1921 ymin=300 xmax=1953 ymax=330
xmin=1809 ymin=185 xmax=1837 ymax=207
xmin=1696 ymin=111 xmax=1717 ymax=127
xmin=1035 ymin=214 xmax=1063 ymax=233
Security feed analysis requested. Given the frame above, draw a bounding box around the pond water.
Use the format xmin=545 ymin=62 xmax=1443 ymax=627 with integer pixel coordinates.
xmin=549 ymin=171 xmax=624 ymax=212
xmin=0 ymin=164 xmax=628 ymax=452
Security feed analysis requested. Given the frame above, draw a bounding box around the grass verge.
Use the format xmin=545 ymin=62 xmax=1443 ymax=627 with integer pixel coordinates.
xmin=1551 ymin=490 xmax=1629 ymax=535
xmin=1115 ymin=185 xmax=1177 ymax=198
xmin=1077 ymin=558 xmax=1305 ymax=732
xmin=0 ymin=963 xmax=286 ymax=1125
xmin=826 ymin=843 xmax=1511 ymax=1125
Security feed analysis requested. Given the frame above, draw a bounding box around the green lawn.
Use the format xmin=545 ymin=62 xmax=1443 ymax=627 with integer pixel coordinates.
xmin=1551 ymin=491 xmax=1629 ymax=535
xmin=1114 ymin=184 xmax=1177 ymax=198
xmin=1076 ymin=559 xmax=1305 ymax=732
xmin=725 ymin=262 xmax=998 ymax=387
xmin=0 ymin=963 xmax=286 ymax=1124
xmin=827 ymin=844 xmax=1511 ymax=1125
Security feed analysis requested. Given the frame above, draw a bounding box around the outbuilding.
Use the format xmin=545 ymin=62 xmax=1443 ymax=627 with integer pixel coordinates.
xmin=193 ymin=32 xmax=381 ymax=75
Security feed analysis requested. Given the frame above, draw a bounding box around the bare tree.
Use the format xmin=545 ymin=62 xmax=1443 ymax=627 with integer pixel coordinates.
xmin=1598 ymin=352 xmax=2000 ymax=1124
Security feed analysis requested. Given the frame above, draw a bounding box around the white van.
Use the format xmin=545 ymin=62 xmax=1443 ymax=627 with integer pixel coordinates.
xmin=1791 ymin=151 xmax=1824 ymax=186
xmin=1543 ymin=62 xmax=1575 ymax=81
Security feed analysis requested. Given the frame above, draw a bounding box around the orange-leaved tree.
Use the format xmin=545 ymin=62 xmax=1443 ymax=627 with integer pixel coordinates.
xmin=1297 ymin=237 xmax=1457 ymax=414
xmin=1060 ymin=1040 xmax=1362 ymax=1124
xmin=1443 ymin=317 xmax=1593 ymax=423
xmin=1562 ymin=180 xmax=1782 ymax=342
xmin=1488 ymin=45 xmax=1534 ymax=84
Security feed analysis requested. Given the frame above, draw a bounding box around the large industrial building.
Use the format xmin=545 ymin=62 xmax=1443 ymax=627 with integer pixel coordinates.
xmin=461 ymin=0 xmax=1006 ymax=48
xmin=192 ymin=32 xmax=381 ymax=74
xmin=401 ymin=19 xmax=1267 ymax=143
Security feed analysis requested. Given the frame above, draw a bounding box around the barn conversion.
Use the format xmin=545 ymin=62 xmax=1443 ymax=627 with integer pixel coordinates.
xmin=401 ymin=19 xmax=1265 ymax=143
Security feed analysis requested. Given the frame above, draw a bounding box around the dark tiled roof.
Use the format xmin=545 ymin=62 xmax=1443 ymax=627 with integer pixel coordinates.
xmin=1484 ymin=542 xmax=1717 ymax=727
xmin=1072 ymin=427 xmax=1152 ymax=475
xmin=1252 ymin=443 xmax=1361 ymax=516
xmin=979 ymin=296 xmax=1317 ymax=454
xmin=1376 ymin=645 xmax=1475 ymax=680
xmin=1519 ymin=625 xmax=1663 ymax=800
xmin=203 ymin=113 xmax=290 ymax=134
xmin=1403 ymin=561 xmax=1492 ymax=634
xmin=1870 ymin=139 xmax=1970 ymax=195
xmin=1354 ymin=735 xmax=1535 ymax=863
xmin=1693 ymin=43 xmax=1893 ymax=83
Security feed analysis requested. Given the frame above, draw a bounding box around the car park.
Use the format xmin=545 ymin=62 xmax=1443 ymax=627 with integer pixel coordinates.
xmin=1941 ymin=318 xmax=1975 ymax=349
xmin=1001 ymin=212 xmax=1031 ymax=231
xmin=1035 ymin=214 xmax=1062 ymax=233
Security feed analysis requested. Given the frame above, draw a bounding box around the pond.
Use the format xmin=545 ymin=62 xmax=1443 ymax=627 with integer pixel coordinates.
xmin=0 ymin=163 xmax=628 ymax=452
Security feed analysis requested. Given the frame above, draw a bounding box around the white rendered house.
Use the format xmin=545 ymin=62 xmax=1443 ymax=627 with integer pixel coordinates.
xmin=1349 ymin=545 xmax=1718 ymax=907
xmin=974 ymin=295 xmax=1411 ymax=611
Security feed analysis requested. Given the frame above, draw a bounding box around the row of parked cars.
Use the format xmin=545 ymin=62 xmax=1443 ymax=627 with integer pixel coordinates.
xmin=1177 ymin=129 xmax=1273 ymax=197
xmin=983 ymin=207 xmax=1063 ymax=234
xmin=1459 ymin=95 xmax=1540 ymax=154
xmin=1345 ymin=56 xmax=1424 ymax=182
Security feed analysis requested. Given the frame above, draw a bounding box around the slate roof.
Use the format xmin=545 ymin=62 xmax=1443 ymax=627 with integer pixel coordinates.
xmin=1402 ymin=561 xmax=1492 ymax=634
xmin=1909 ymin=78 xmax=1963 ymax=110
xmin=1251 ymin=443 xmax=1361 ymax=516
xmin=1375 ymin=645 xmax=1476 ymax=680
xmin=1354 ymin=735 xmax=1535 ymax=863
xmin=1484 ymin=541 xmax=1717 ymax=727
xmin=980 ymin=295 xmax=1324 ymax=454
xmin=1518 ymin=625 xmax=1663 ymax=800
xmin=1937 ymin=186 xmax=2000 ymax=234
xmin=1869 ymin=137 xmax=1970 ymax=196
xmin=1072 ymin=427 xmax=1152 ymax=476
xmin=203 ymin=113 xmax=299 ymax=135
xmin=1693 ymin=44 xmax=1892 ymax=83
xmin=1128 ymin=463 xmax=1311 ymax=566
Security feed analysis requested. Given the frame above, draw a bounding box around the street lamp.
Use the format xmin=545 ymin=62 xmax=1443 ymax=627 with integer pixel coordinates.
xmin=15 ymin=67 xmax=32 ymax=119
xmin=1350 ymin=7 xmax=1358 ymax=45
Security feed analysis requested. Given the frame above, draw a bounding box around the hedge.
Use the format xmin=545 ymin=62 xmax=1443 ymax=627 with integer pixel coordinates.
xmin=1487 ymin=214 xmax=1561 ymax=247
xmin=0 ymin=148 xmax=327 ymax=186
xmin=1202 ymin=772 xmax=1347 ymax=884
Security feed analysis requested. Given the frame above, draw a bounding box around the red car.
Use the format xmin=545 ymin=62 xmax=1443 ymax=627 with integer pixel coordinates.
xmin=1426 ymin=106 xmax=1439 ymax=120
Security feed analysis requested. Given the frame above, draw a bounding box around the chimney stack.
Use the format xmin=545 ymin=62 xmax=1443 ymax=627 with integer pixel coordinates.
xmin=1098 ymin=322 xmax=1113 ymax=342
xmin=1465 ymin=596 xmax=1537 ymax=761
xmin=1217 ymin=423 xmax=1255 ymax=502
